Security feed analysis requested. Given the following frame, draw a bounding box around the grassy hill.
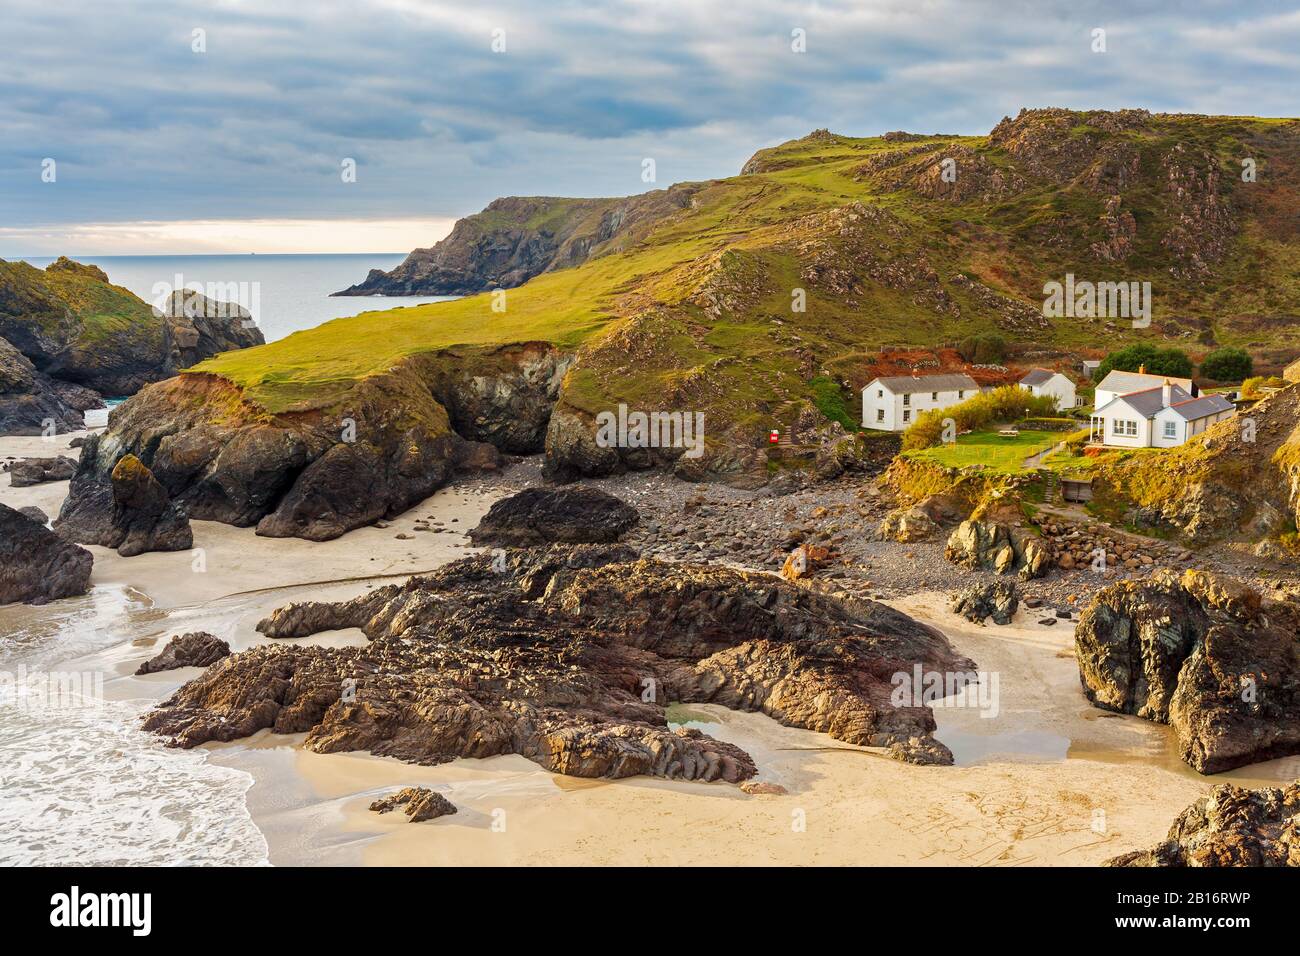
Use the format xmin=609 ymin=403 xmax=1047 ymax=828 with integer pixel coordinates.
xmin=197 ymin=108 xmax=1300 ymax=469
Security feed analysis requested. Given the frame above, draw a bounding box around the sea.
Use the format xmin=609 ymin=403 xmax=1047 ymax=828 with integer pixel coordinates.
xmin=0 ymin=254 xmax=453 ymax=866
xmin=19 ymin=253 xmax=458 ymax=344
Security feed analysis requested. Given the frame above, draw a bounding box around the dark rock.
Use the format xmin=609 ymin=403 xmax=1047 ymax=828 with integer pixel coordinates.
xmin=0 ymin=502 xmax=93 ymax=605
xmin=0 ymin=335 xmax=97 ymax=436
xmin=1107 ymin=783 xmax=1300 ymax=866
xmin=56 ymin=453 xmax=193 ymax=557
xmin=143 ymin=546 xmax=976 ymax=779
xmin=468 ymin=486 xmax=638 ymax=546
xmin=7 ymin=456 xmax=76 ymax=487
xmin=950 ymin=581 xmax=1019 ymax=625
xmin=369 ymin=787 xmax=457 ymax=823
xmin=155 ymin=290 xmax=265 ymax=371
xmin=18 ymin=505 xmax=48 ymax=525
xmin=1076 ymin=569 xmax=1300 ymax=774
xmin=136 ymin=632 xmax=231 ymax=674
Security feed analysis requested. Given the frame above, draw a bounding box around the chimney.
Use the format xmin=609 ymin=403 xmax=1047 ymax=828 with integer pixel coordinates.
xmin=1138 ymin=363 xmax=1146 ymax=375
xmin=1162 ymin=378 xmax=1173 ymax=406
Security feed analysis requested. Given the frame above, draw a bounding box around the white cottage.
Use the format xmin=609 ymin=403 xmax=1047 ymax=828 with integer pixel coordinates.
xmin=1090 ymin=381 xmax=1235 ymax=448
xmin=1019 ymin=368 xmax=1078 ymax=411
xmin=1093 ymin=368 xmax=1193 ymax=412
xmin=861 ymin=373 xmax=979 ymax=432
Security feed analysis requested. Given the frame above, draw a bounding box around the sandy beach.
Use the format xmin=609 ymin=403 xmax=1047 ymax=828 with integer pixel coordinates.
xmin=4 ymin=430 xmax=1297 ymax=867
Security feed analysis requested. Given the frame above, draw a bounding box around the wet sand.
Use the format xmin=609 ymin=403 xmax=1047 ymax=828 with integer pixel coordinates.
xmin=5 ymin=431 xmax=1296 ymax=866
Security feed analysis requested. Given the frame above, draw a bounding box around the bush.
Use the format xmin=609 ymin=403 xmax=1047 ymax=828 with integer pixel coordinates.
xmin=1096 ymin=344 xmax=1192 ymax=380
xmin=956 ymin=333 xmax=1007 ymax=365
xmin=808 ymin=375 xmax=856 ymax=430
xmin=902 ymin=385 xmax=1060 ymax=450
xmin=1241 ymin=375 xmax=1287 ymax=399
xmin=1198 ymin=347 xmax=1253 ymax=382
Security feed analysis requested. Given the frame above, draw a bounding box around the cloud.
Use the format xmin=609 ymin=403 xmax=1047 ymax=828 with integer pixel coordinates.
xmin=0 ymin=0 xmax=1295 ymax=254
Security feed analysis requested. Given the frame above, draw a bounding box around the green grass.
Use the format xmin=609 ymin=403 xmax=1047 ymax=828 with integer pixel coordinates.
xmin=902 ymin=428 xmax=1060 ymax=471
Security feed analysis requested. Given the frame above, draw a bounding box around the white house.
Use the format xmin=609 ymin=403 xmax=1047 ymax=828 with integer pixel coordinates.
xmin=861 ymin=373 xmax=979 ymax=432
xmin=1093 ymin=368 xmax=1193 ymax=412
xmin=1019 ymin=368 xmax=1078 ymax=411
xmin=1090 ymin=381 xmax=1235 ymax=448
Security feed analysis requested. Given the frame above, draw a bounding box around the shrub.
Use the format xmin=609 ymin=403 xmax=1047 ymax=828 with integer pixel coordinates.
xmin=1241 ymin=375 xmax=1287 ymax=399
xmin=901 ymin=385 xmax=1060 ymax=450
xmin=1096 ymin=344 xmax=1192 ymax=380
xmin=956 ymin=333 xmax=1007 ymax=365
xmin=808 ymin=375 xmax=856 ymax=430
xmin=1198 ymin=347 xmax=1253 ymax=382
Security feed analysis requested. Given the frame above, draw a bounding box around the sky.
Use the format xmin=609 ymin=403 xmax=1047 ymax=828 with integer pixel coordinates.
xmin=1 ymin=0 xmax=1298 ymax=256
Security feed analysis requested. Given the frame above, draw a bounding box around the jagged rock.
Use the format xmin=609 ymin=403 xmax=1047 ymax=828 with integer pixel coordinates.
xmin=780 ymin=543 xmax=833 ymax=581
xmin=18 ymin=506 xmax=48 ymax=525
xmin=7 ymin=456 xmax=76 ymax=487
xmin=56 ymin=453 xmax=192 ymax=557
xmin=950 ymin=581 xmax=1019 ymax=625
xmin=369 ymin=787 xmax=458 ymax=823
xmin=467 ymin=486 xmax=638 ymax=546
xmin=878 ymin=506 xmax=940 ymax=543
xmin=0 ymin=335 xmax=99 ymax=436
xmin=1076 ymin=570 xmax=1300 ymax=773
xmin=144 ymin=546 xmax=976 ymax=779
xmin=944 ymin=519 xmax=1053 ymax=580
xmin=0 ymin=502 xmax=93 ymax=606
xmin=136 ymin=632 xmax=231 ymax=675
xmin=1108 ymin=783 xmax=1300 ymax=867
xmin=155 ymin=290 xmax=264 ymax=370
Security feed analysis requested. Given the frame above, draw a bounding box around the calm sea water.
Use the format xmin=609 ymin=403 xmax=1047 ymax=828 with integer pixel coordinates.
xmin=20 ymin=253 xmax=456 ymax=343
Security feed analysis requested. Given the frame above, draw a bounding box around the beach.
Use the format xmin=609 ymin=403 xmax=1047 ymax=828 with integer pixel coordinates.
xmin=3 ymin=430 xmax=1297 ymax=867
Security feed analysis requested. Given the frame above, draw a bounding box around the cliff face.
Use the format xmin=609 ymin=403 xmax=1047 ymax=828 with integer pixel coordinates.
xmin=333 ymin=187 xmax=700 ymax=296
xmin=0 ymin=258 xmax=265 ymax=431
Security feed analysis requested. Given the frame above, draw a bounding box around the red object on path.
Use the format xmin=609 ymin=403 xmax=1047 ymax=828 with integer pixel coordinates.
xmin=769 ymin=429 xmax=780 ymax=444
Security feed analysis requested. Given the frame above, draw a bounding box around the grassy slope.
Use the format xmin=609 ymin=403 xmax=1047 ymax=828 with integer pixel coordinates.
xmin=197 ymin=111 xmax=1300 ymax=421
xmin=903 ymin=429 xmax=1060 ymax=471
xmin=1 ymin=259 xmax=160 ymax=349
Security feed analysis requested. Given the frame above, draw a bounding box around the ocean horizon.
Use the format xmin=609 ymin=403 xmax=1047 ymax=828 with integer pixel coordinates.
xmin=17 ymin=253 xmax=458 ymax=344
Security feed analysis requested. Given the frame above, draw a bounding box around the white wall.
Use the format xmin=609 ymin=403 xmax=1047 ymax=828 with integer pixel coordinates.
xmin=1098 ymin=407 xmax=1150 ymax=447
xmin=862 ymin=382 xmax=973 ymax=432
xmin=1024 ymin=374 xmax=1076 ymax=412
xmin=1151 ymin=408 xmax=1185 ymax=448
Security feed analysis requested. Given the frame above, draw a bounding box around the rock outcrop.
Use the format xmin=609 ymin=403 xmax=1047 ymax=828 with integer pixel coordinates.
xmin=0 ymin=335 xmax=101 ymax=435
xmin=0 ymin=502 xmax=93 ymax=606
xmin=878 ymin=506 xmax=940 ymax=543
xmin=156 ymin=290 xmax=265 ymax=370
xmin=6 ymin=456 xmax=76 ymax=487
xmin=369 ymin=787 xmax=457 ymax=823
xmin=944 ymin=518 xmax=1053 ymax=580
xmin=467 ymin=486 xmax=639 ymax=546
xmin=1076 ymin=570 xmax=1300 ymax=773
xmin=136 ymin=632 xmax=231 ymax=675
xmin=143 ymin=546 xmax=975 ymax=778
xmin=950 ymin=581 xmax=1019 ymax=625
xmin=1108 ymin=783 xmax=1300 ymax=867
xmin=56 ymin=453 xmax=193 ymax=557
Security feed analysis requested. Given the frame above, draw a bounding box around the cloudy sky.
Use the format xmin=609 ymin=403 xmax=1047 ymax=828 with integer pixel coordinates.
xmin=2 ymin=0 xmax=1297 ymax=255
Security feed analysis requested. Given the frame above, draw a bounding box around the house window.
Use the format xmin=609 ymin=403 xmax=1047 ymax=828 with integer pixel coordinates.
xmin=958 ymin=390 xmax=965 ymax=399
xmin=876 ymin=409 xmax=884 ymax=422
xmin=902 ymin=410 xmax=910 ymax=423
xmin=903 ymin=394 xmax=911 ymax=407
xmin=1163 ymin=421 xmax=1177 ymax=439
xmin=877 ymin=389 xmax=882 ymax=398
xmin=1112 ymin=419 xmax=1138 ymax=438
xmin=931 ymin=392 xmax=938 ymax=401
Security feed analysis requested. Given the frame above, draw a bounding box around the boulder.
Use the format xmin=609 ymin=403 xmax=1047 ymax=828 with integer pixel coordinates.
xmin=369 ymin=787 xmax=458 ymax=823
xmin=56 ymin=453 xmax=193 ymax=557
xmin=780 ymin=543 xmax=833 ymax=581
xmin=0 ymin=502 xmax=93 ymax=605
xmin=1076 ymin=570 xmax=1300 ymax=773
xmin=467 ymin=486 xmax=639 ymax=546
xmin=878 ymin=506 xmax=940 ymax=542
xmin=143 ymin=546 xmax=977 ymax=777
xmin=18 ymin=505 xmax=48 ymax=525
xmin=944 ymin=519 xmax=1053 ymax=580
xmin=7 ymin=456 xmax=76 ymax=487
xmin=1107 ymin=783 xmax=1300 ymax=867
xmin=136 ymin=632 xmax=231 ymax=675
xmin=950 ymin=581 xmax=1019 ymax=625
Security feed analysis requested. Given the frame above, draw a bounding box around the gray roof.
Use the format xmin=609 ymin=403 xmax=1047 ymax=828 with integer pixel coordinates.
xmin=1097 ymin=369 xmax=1191 ymax=394
xmin=1099 ymin=384 xmax=1193 ymax=418
xmin=1020 ymin=368 xmax=1058 ymax=387
xmin=868 ymin=373 xmax=978 ymax=395
xmin=1168 ymin=393 xmax=1235 ymax=421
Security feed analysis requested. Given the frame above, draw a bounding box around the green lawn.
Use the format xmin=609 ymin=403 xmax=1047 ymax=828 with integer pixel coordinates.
xmin=903 ymin=429 xmax=1062 ymax=472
